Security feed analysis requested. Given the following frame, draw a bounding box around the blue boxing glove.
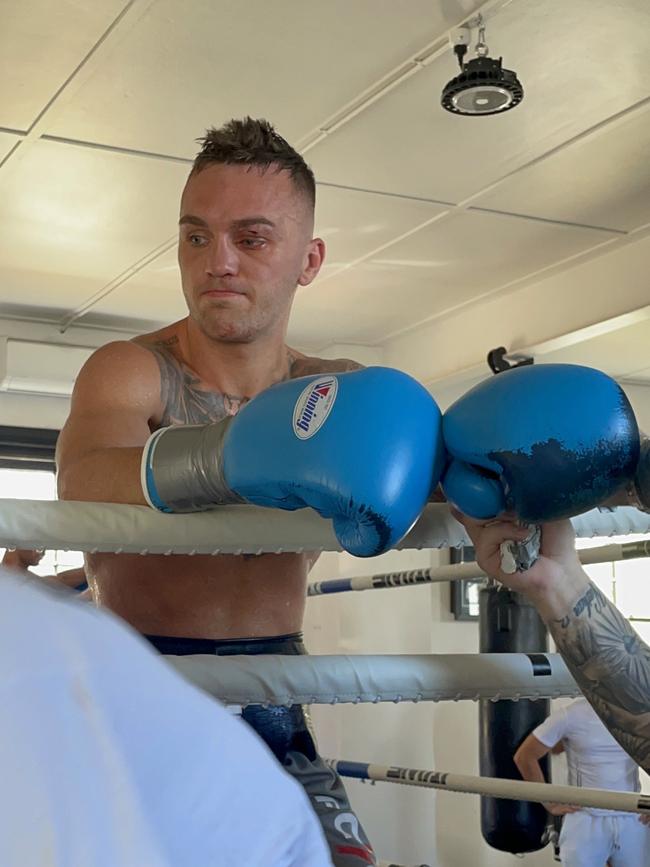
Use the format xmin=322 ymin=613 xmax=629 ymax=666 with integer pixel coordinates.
xmin=441 ymin=363 xmax=640 ymax=522
xmin=142 ymin=367 xmax=445 ymax=556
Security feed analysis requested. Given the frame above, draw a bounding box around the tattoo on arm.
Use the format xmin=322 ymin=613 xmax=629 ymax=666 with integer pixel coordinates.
xmin=550 ymin=581 xmax=650 ymax=772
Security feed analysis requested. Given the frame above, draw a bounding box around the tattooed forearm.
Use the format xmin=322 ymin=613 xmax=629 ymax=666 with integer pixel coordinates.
xmin=557 ymin=583 xmax=603 ymax=628
xmin=549 ymin=581 xmax=650 ymax=772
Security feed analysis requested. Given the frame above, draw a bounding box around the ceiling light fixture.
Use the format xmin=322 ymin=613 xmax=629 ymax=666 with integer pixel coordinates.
xmin=441 ymin=15 xmax=523 ymax=116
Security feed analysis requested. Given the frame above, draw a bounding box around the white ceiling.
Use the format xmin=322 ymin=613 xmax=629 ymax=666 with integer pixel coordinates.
xmin=1 ymin=0 xmax=649 ymax=381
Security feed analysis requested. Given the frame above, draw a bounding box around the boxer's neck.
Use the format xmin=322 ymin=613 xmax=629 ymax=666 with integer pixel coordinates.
xmin=182 ymin=318 xmax=291 ymax=399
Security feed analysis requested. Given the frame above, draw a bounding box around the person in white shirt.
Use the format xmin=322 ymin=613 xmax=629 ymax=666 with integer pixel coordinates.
xmin=0 ymin=568 xmax=332 ymax=867
xmin=514 ymin=697 xmax=650 ymax=866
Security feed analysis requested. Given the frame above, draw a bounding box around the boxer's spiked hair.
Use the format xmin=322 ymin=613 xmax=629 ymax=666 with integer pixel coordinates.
xmin=191 ymin=117 xmax=315 ymax=209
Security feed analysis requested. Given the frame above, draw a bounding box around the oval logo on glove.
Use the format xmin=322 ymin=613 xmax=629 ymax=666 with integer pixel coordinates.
xmin=293 ymin=376 xmax=338 ymax=440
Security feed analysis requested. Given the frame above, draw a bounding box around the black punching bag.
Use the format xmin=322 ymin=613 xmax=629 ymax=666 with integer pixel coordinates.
xmin=479 ymin=585 xmax=550 ymax=853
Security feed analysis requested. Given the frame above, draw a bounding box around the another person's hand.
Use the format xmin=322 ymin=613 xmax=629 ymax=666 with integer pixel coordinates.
xmin=450 ymin=510 xmax=590 ymax=621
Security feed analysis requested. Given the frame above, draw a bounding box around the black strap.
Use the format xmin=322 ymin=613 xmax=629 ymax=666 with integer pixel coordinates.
xmin=527 ymin=653 xmax=552 ymax=676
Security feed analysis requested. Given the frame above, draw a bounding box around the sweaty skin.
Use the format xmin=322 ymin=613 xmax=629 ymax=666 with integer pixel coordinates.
xmin=57 ymin=324 xmax=358 ymax=637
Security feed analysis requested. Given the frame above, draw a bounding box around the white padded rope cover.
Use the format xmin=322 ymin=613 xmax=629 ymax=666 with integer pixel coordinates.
xmin=0 ymin=500 xmax=648 ymax=555
xmin=166 ymin=652 xmax=580 ymax=706
xmin=570 ymin=506 xmax=650 ymax=537
xmin=0 ymin=500 xmax=463 ymax=553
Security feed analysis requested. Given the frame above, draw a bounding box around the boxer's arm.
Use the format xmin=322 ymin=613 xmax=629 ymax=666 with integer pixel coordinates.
xmin=57 ymin=342 xmax=162 ymax=505
xmin=457 ymin=514 xmax=650 ymax=773
xmin=51 ymin=567 xmax=88 ymax=589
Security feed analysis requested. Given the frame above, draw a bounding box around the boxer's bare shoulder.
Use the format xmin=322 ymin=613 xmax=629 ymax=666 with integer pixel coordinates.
xmin=69 ymin=338 xmax=161 ymax=419
xmin=57 ymin=338 xmax=164 ymax=502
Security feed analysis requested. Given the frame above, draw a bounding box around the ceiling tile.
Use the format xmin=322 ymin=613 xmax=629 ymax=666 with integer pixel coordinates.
xmin=86 ymin=247 xmax=185 ymax=326
xmin=308 ymin=0 xmax=650 ymax=204
xmin=0 ymin=139 xmax=187 ymax=310
xmin=0 ymin=1 xmax=126 ymax=130
xmin=469 ymin=108 xmax=650 ymax=232
xmin=45 ymin=0 xmax=482 ymax=156
xmin=0 ymin=270 xmax=122 ymax=320
xmin=0 ymin=132 xmax=20 ymax=162
xmin=315 ymin=185 xmax=447 ymax=268
xmin=289 ymin=209 xmax=614 ymax=346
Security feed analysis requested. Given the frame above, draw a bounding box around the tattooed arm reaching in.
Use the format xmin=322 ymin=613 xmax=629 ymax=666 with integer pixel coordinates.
xmin=456 ymin=514 xmax=650 ymax=773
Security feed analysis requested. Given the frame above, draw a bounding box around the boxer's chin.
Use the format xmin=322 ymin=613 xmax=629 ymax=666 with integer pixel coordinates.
xmin=193 ymin=309 xmax=259 ymax=344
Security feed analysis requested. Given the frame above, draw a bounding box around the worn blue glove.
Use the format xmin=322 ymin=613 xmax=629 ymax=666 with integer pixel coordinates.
xmin=441 ymin=364 xmax=639 ymax=521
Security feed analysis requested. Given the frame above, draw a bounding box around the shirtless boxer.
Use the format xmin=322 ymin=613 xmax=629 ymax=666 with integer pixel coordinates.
xmin=56 ymin=117 xmax=379 ymax=866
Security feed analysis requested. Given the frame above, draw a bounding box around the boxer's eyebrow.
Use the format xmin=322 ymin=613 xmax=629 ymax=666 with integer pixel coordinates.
xmin=231 ymin=217 xmax=276 ymax=229
xmin=178 ymin=216 xmax=276 ymax=229
xmin=179 ymin=215 xmax=208 ymax=227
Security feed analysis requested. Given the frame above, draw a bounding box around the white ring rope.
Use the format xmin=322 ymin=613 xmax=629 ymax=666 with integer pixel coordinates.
xmin=0 ymin=499 xmax=462 ymax=553
xmin=329 ymin=760 xmax=650 ymax=816
xmin=166 ymin=652 xmax=579 ymax=706
xmin=570 ymin=506 xmax=650 ymax=537
xmin=308 ymin=538 xmax=650 ymax=595
xmin=0 ymin=500 xmax=648 ymax=555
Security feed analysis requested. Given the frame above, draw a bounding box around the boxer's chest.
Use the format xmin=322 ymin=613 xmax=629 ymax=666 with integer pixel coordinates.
xmin=152 ymin=348 xmax=247 ymax=428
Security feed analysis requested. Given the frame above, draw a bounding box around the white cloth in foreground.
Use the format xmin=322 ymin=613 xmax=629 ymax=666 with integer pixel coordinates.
xmin=534 ymin=697 xmax=640 ymax=815
xmin=0 ymin=570 xmax=332 ymax=867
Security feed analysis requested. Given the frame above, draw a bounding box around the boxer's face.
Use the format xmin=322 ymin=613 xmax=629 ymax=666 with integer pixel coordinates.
xmin=178 ymin=163 xmax=324 ymax=344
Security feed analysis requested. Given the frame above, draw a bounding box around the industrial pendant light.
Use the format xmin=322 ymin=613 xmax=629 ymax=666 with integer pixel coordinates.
xmin=441 ymin=15 xmax=523 ymax=116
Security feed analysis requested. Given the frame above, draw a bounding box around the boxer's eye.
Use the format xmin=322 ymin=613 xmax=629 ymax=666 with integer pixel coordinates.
xmin=240 ymin=236 xmax=266 ymax=249
xmin=188 ymin=234 xmax=208 ymax=247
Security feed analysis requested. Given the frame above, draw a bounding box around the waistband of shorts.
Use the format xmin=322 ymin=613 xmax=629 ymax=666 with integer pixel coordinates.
xmin=143 ymin=631 xmax=305 ymax=656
